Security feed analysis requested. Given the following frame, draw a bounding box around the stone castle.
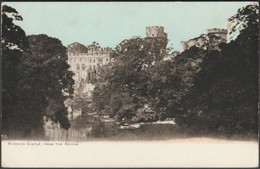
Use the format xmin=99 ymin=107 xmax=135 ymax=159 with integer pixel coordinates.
xmin=180 ymin=28 xmax=228 ymax=53
xmin=67 ymin=26 xmax=227 ymax=96
xmin=146 ymin=26 xmax=168 ymax=39
xmin=67 ymin=26 xmax=168 ymax=96
xmin=67 ymin=42 xmax=113 ymax=96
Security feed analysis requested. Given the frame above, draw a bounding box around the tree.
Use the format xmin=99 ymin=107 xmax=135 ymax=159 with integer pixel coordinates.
xmin=228 ymin=3 xmax=259 ymax=41
xmin=176 ymin=4 xmax=259 ymax=135
xmin=2 ymin=21 xmax=74 ymax=138
xmin=1 ymin=5 xmax=28 ymax=137
xmin=147 ymin=47 xmax=208 ymax=120
xmin=92 ymin=37 xmax=168 ymax=121
xmin=19 ymin=34 xmax=74 ymax=132
xmin=65 ymin=94 xmax=94 ymax=114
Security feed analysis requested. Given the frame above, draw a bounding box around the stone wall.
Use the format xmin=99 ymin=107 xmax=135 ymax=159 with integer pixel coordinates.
xmin=180 ymin=28 xmax=228 ymax=53
xmin=67 ymin=42 xmax=112 ymax=96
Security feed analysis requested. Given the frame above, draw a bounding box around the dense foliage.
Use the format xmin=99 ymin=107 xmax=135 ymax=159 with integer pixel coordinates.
xmin=92 ymin=4 xmax=258 ymax=136
xmin=2 ymin=6 xmax=74 ymax=138
xmin=2 ymin=5 xmax=28 ymax=137
xmin=176 ymin=4 xmax=258 ymax=134
xmin=24 ymin=35 xmax=74 ymax=130
xmin=92 ymin=37 xmax=168 ymax=121
xmin=147 ymin=47 xmax=208 ymax=120
xmin=65 ymin=93 xmax=94 ymax=114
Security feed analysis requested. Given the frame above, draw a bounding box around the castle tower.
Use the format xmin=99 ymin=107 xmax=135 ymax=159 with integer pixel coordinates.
xmin=146 ymin=26 xmax=168 ymax=39
xmin=207 ymin=28 xmax=228 ymax=42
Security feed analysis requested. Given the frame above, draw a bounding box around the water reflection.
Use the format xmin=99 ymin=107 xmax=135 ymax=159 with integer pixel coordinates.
xmin=44 ymin=111 xmax=179 ymax=141
xmin=44 ymin=114 xmax=119 ymax=141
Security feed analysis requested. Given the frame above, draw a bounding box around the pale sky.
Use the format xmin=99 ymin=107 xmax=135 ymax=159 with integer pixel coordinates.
xmin=3 ymin=2 xmax=252 ymax=50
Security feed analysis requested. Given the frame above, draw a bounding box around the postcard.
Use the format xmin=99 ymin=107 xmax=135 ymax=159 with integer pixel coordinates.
xmin=1 ymin=1 xmax=259 ymax=168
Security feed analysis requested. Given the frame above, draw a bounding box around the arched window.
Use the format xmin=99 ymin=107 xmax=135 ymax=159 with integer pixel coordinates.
xmin=76 ymin=64 xmax=80 ymax=70
xmin=82 ymin=64 xmax=85 ymax=70
xmin=106 ymin=58 xmax=109 ymax=62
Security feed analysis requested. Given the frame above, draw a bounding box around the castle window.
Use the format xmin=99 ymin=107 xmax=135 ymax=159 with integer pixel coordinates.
xmin=90 ymin=59 xmax=92 ymax=62
xmin=76 ymin=64 xmax=80 ymax=70
xmin=93 ymin=59 xmax=95 ymax=62
xmin=82 ymin=64 xmax=85 ymax=70
xmin=152 ymin=34 xmax=154 ymax=37
xmin=106 ymin=58 xmax=109 ymax=62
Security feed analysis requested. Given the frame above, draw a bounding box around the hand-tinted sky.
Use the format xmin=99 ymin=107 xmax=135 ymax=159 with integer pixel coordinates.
xmin=3 ymin=2 xmax=252 ymax=50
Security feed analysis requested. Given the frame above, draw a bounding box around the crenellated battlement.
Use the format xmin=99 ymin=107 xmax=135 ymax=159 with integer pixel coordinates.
xmin=180 ymin=28 xmax=228 ymax=53
xmin=146 ymin=26 xmax=167 ymax=39
xmin=146 ymin=26 xmax=164 ymax=30
xmin=207 ymin=28 xmax=228 ymax=34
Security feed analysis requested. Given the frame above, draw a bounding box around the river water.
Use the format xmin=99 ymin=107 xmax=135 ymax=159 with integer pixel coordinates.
xmin=43 ymin=113 xmax=178 ymax=141
xmin=44 ymin=114 xmax=121 ymax=141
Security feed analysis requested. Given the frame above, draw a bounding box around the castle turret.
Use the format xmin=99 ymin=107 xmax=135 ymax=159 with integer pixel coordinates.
xmin=146 ymin=26 xmax=168 ymax=39
xmin=207 ymin=28 xmax=228 ymax=41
